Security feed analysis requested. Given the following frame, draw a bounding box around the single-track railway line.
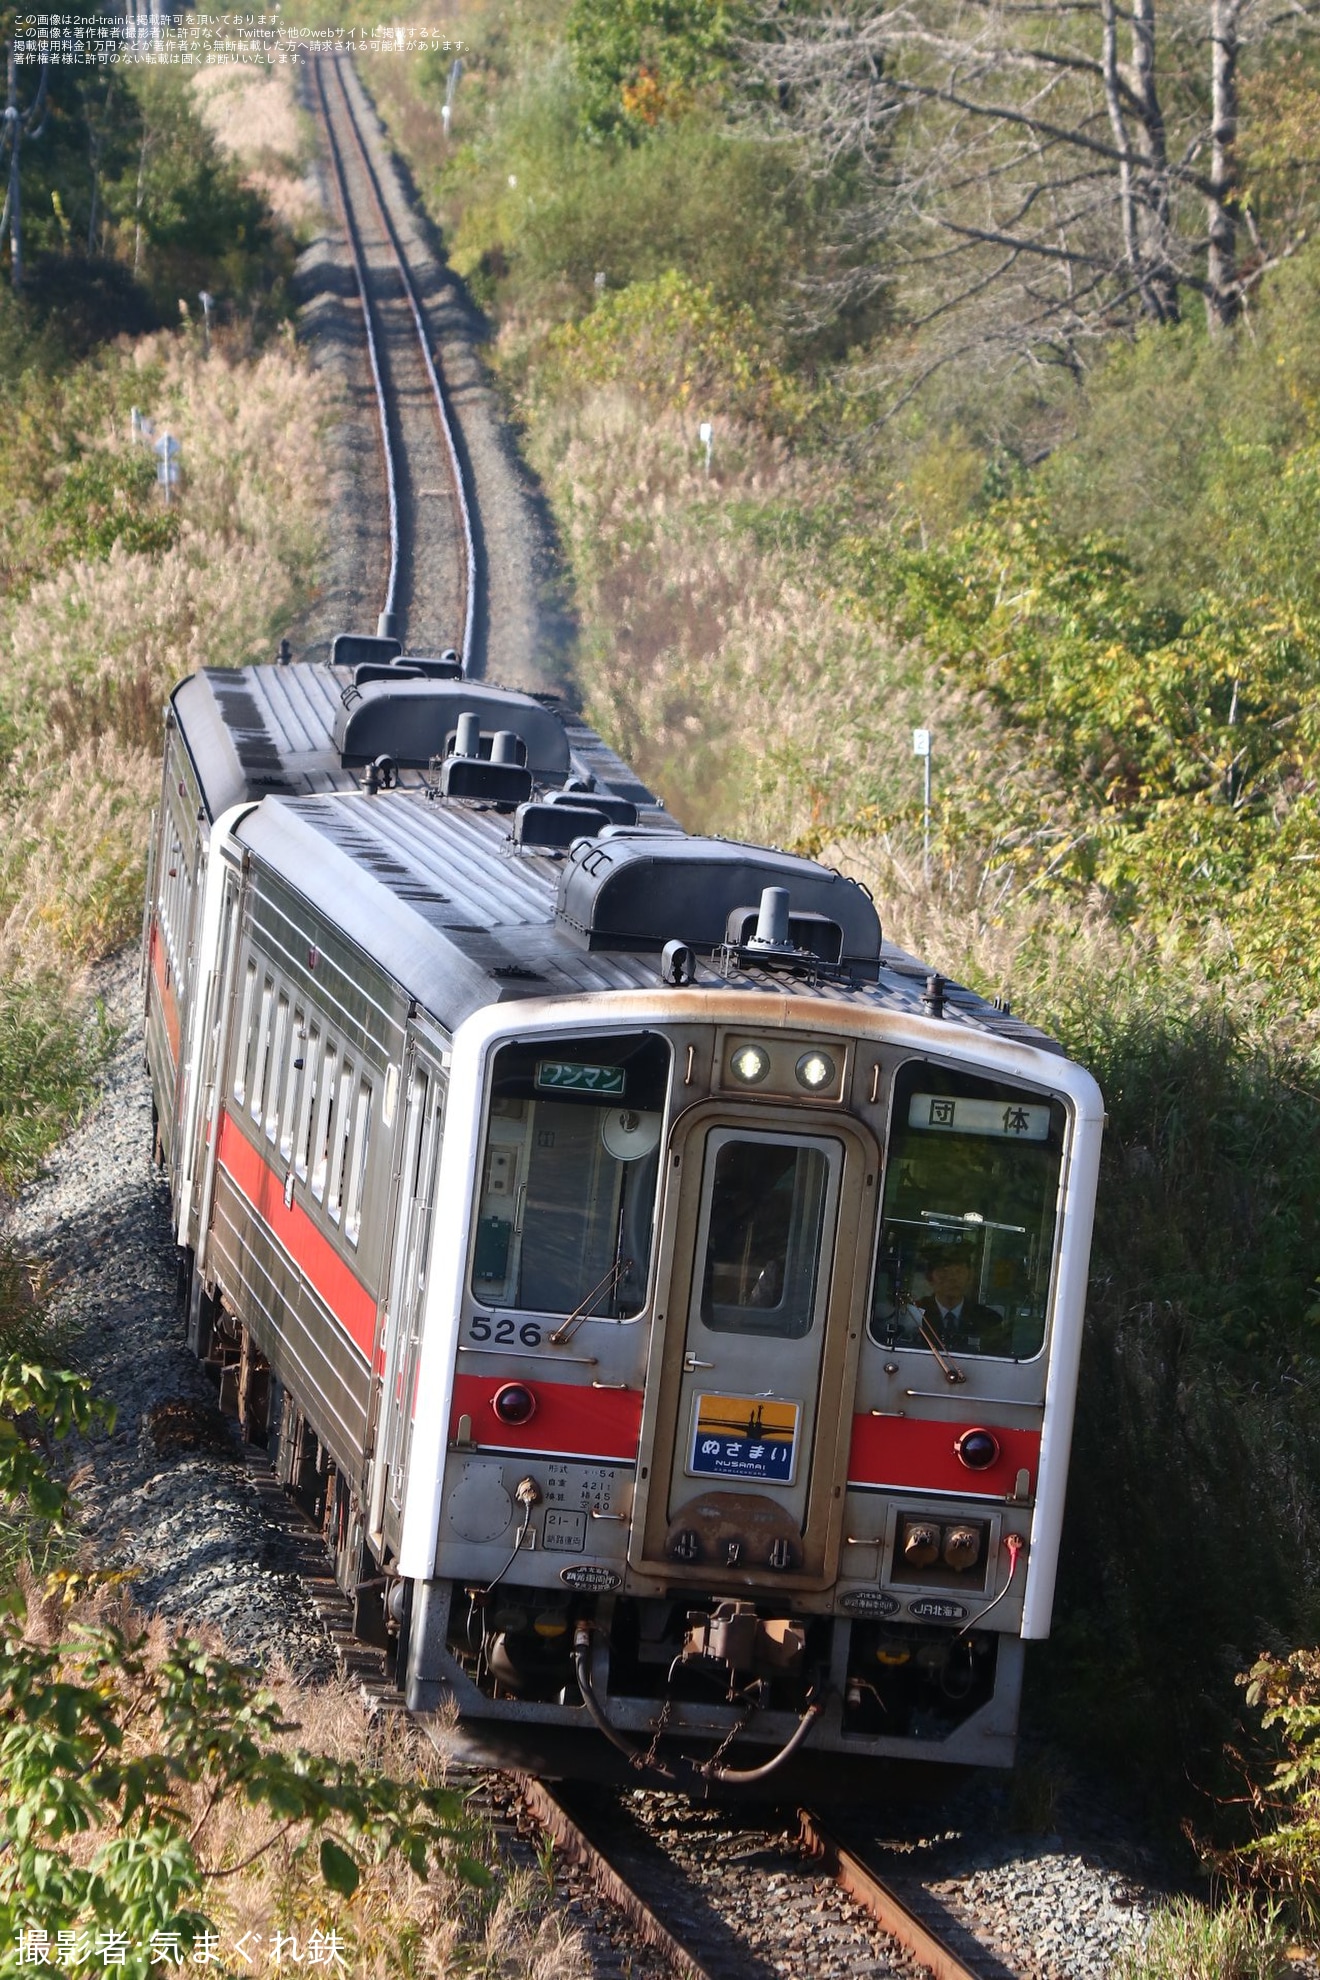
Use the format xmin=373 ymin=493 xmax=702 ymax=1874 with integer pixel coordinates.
xmin=310 ymin=52 xmax=477 ymax=661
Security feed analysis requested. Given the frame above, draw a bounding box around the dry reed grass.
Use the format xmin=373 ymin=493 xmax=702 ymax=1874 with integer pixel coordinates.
xmin=192 ymin=63 xmax=319 ymax=233
xmin=525 ymin=385 xmax=999 ymax=850
xmin=12 ymin=1581 xmax=587 ymax=1980
xmin=0 ymin=334 xmax=332 ymax=964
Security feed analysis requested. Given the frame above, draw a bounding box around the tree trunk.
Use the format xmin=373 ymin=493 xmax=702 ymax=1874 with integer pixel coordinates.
xmin=6 ymin=41 xmax=20 ymax=292
xmin=1099 ymin=0 xmax=1145 ymax=307
xmin=1206 ymin=0 xmax=1242 ymax=332
xmin=1130 ymin=0 xmax=1179 ymax=324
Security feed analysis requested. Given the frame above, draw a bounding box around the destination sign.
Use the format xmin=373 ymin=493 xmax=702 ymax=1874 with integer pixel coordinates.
xmin=909 ymin=1094 xmax=1051 ymax=1142
xmin=536 ymin=1060 xmax=626 ymax=1095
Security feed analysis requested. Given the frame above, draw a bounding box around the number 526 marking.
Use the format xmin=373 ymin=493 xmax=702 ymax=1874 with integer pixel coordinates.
xmin=469 ymin=1316 xmax=543 ymax=1347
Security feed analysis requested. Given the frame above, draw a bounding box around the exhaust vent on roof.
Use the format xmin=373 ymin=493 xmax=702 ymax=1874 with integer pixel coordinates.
xmin=556 ymin=836 xmax=881 ymax=972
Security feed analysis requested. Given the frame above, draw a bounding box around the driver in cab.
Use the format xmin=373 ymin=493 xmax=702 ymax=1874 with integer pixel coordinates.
xmin=889 ymin=1244 xmax=1011 ymax=1356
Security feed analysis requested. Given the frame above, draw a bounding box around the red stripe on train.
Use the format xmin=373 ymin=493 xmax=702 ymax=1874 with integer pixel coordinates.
xmin=450 ymin=1373 xmax=643 ymax=1462
xmin=149 ymin=921 xmax=181 ymax=1065
xmin=216 ymin=1111 xmax=377 ymax=1363
xmin=848 ymin=1415 xmax=1040 ymax=1497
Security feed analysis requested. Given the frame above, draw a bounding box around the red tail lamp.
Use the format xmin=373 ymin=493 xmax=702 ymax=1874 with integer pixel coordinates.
xmin=954 ymin=1427 xmax=1000 ymax=1471
xmin=492 ymin=1383 xmax=537 ymax=1427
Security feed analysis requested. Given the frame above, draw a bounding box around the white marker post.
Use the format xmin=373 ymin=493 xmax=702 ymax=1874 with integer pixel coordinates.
xmin=698 ymin=420 xmax=713 ymax=476
xmin=442 ymin=57 xmax=462 ymax=140
xmin=913 ymin=727 xmax=932 ymax=882
xmin=155 ymin=432 xmax=181 ymax=506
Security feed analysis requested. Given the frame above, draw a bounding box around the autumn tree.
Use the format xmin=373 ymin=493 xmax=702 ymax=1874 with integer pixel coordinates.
xmin=745 ymin=0 xmax=1320 ymax=399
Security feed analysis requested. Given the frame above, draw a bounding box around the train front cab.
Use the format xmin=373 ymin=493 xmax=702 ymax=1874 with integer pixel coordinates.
xmin=396 ymin=996 xmax=1103 ymax=1789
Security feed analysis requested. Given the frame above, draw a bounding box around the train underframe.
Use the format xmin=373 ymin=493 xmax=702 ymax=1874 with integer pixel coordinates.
xmin=183 ymin=1257 xmax=1023 ymax=1795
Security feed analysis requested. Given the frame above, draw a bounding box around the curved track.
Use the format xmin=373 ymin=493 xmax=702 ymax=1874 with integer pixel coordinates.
xmin=311 ymin=52 xmax=477 ymax=663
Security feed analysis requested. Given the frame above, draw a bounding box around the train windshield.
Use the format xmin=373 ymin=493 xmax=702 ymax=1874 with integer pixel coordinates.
xmin=870 ymin=1061 xmax=1067 ymax=1360
xmin=471 ymin=1031 xmax=671 ymax=1318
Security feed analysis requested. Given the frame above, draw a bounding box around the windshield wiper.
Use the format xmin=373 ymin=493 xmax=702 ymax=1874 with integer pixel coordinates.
xmin=549 ymin=1256 xmax=636 ymax=1345
xmin=917 ymin=1311 xmax=967 ymax=1387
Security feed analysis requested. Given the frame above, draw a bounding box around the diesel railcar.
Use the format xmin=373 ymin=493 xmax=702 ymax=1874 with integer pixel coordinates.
xmin=143 ymin=638 xmax=1103 ymax=1791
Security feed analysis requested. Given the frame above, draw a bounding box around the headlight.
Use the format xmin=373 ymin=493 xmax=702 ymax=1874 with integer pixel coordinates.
xmin=730 ymin=1043 xmax=771 ymax=1085
xmin=795 ymin=1049 xmax=835 ymax=1091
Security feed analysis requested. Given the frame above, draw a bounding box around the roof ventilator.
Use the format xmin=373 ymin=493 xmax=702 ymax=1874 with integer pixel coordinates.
xmin=544 ymin=789 xmax=637 ymax=826
xmin=513 ymin=801 xmax=613 ymax=851
xmin=354 ymin=652 xmax=463 ymax=687
xmin=329 ymin=630 xmax=401 ymax=670
xmin=440 ymin=715 xmax=534 ymax=807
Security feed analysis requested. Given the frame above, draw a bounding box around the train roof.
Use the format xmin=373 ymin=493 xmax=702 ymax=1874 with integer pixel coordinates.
xmin=173 ymin=654 xmax=1061 ymax=1055
xmin=233 ymin=788 xmax=1062 ymax=1054
xmin=171 ymin=662 xmax=665 ymax=820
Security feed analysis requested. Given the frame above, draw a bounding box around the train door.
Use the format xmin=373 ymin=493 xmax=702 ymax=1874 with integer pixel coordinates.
xmin=635 ymin=1108 xmax=876 ymax=1589
xmin=181 ymin=855 xmax=244 ymax=1264
xmin=368 ymin=1041 xmax=447 ymax=1558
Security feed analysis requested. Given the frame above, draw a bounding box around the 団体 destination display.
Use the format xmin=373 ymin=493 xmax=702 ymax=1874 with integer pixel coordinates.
xmin=910 ymin=1094 xmax=1052 ymax=1141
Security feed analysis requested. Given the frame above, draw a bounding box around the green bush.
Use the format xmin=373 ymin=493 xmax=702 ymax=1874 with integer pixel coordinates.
xmin=1114 ymin=1896 xmax=1290 ymax=1980
xmin=1232 ymin=1647 xmax=1320 ymax=1934
xmin=542 ymin=269 xmax=804 ymax=421
xmin=566 ymin=0 xmax=744 ymax=139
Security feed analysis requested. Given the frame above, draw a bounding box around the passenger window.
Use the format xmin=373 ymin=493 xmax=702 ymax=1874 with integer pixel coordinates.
xmin=295 ymin=1024 xmax=321 ymax=1181
xmin=233 ymin=961 xmax=258 ymax=1106
xmin=265 ymin=994 xmax=289 ymax=1143
xmin=327 ymin=1058 xmax=354 ymax=1222
xmin=344 ymin=1077 xmax=372 ymax=1245
xmin=250 ymin=979 xmax=274 ymax=1123
xmin=869 ymin=1062 xmax=1067 ymax=1360
xmin=279 ymin=1009 xmax=305 ymax=1163
xmin=311 ymin=1040 xmax=339 ymax=1201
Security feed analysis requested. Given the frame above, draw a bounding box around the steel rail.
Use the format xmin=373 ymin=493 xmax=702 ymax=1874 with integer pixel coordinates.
xmin=318 ymin=54 xmax=478 ymax=670
xmin=798 ymin=1808 xmax=1016 ymax=1980
xmin=310 ymin=53 xmax=401 ymax=634
xmin=512 ymin=1775 xmax=715 ymax=1980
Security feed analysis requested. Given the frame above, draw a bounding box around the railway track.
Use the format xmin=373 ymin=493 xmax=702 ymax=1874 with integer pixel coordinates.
xmin=243 ymin=1443 xmax=1022 ymax=1980
xmin=506 ymin=1777 xmax=1025 ymax=1980
xmin=310 ymin=52 xmax=477 ymax=662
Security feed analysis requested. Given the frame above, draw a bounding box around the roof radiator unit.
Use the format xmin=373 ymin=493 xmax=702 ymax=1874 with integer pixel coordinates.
xmin=440 ymin=715 xmax=533 ymax=807
xmin=556 ymin=835 xmax=881 ymax=979
xmin=330 ymin=631 xmax=401 ymax=669
xmin=334 ymin=680 xmax=571 ymax=777
xmin=354 ymin=651 xmax=464 ymax=687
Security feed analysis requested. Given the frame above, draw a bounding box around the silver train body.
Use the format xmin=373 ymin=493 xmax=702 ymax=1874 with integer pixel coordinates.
xmin=143 ymin=642 xmax=1103 ymax=1791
